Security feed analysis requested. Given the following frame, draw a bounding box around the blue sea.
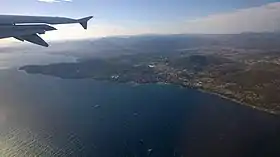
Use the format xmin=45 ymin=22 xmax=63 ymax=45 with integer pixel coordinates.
xmin=0 ymin=68 xmax=279 ymax=157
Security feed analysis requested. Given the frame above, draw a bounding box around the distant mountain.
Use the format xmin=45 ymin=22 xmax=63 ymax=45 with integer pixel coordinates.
xmin=3 ymin=33 xmax=280 ymax=59
xmin=81 ymin=33 xmax=280 ymax=55
xmin=78 ymin=33 xmax=280 ymax=58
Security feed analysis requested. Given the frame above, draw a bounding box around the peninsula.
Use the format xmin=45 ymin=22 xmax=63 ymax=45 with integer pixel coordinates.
xmin=19 ymin=34 xmax=280 ymax=115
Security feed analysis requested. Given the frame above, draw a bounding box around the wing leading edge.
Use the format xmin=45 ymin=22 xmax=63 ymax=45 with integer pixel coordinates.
xmin=0 ymin=15 xmax=93 ymax=47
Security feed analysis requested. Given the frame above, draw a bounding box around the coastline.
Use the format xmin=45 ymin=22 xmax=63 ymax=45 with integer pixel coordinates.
xmin=197 ymin=88 xmax=280 ymax=116
xmin=17 ymin=68 xmax=280 ymax=116
xmin=124 ymin=80 xmax=280 ymax=116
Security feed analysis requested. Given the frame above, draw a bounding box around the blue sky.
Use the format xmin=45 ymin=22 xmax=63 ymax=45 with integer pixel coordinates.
xmin=2 ymin=0 xmax=279 ymax=20
xmin=1 ymin=0 xmax=280 ymax=41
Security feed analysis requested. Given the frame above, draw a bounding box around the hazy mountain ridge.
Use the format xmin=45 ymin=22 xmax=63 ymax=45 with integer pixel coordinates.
xmin=3 ymin=32 xmax=280 ymax=60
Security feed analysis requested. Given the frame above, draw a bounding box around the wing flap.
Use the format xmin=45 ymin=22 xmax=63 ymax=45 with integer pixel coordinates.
xmin=0 ymin=24 xmax=55 ymax=46
xmin=15 ymin=34 xmax=49 ymax=47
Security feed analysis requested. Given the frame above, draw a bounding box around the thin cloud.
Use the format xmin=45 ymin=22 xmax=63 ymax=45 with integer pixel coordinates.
xmin=35 ymin=2 xmax=280 ymax=41
xmin=37 ymin=0 xmax=72 ymax=3
xmin=180 ymin=2 xmax=280 ymax=34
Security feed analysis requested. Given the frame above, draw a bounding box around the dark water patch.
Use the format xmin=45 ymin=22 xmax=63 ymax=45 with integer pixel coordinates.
xmin=0 ymin=70 xmax=279 ymax=156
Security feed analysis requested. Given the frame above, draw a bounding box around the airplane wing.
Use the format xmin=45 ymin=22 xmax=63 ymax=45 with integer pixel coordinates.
xmin=15 ymin=34 xmax=49 ymax=47
xmin=0 ymin=24 xmax=57 ymax=47
xmin=0 ymin=15 xmax=93 ymax=47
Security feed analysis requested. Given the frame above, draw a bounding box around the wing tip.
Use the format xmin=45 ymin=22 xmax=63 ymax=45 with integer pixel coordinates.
xmin=78 ymin=16 xmax=94 ymax=29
